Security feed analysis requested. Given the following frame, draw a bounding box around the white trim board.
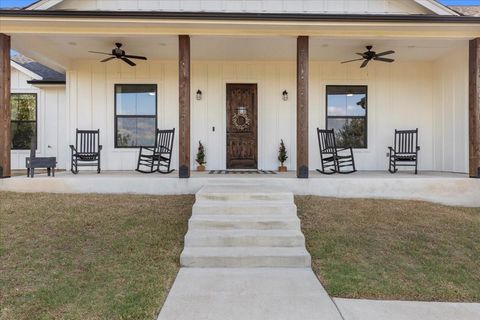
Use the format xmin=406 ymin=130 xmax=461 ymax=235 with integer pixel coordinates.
xmin=25 ymin=0 xmax=458 ymax=16
xmin=11 ymin=61 xmax=43 ymax=80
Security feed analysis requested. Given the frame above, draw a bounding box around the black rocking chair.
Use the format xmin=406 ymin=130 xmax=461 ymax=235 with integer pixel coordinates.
xmin=70 ymin=129 xmax=102 ymax=174
xmin=388 ymin=128 xmax=420 ymax=174
xmin=136 ymin=128 xmax=175 ymax=174
xmin=316 ymin=128 xmax=356 ymax=174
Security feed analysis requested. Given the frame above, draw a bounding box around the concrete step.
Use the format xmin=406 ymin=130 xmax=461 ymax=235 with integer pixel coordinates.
xmin=184 ymin=230 xmax=305 ymax=247
xmin=188 ymin=215 xmax=300 ymax=230
xmin=180 ymin=246 xmax=311 ymax=268
xmin=196 ymin=185 xmax=293 ymax=202
xmin=192 ymin=201 xmax=297 ymax=216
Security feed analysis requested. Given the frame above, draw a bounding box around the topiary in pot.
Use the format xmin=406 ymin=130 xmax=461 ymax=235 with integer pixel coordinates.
xmin=196 ymin=141 xmax=206 ymax=171
xmin=278 ymin=139 xmax=288 ymax=172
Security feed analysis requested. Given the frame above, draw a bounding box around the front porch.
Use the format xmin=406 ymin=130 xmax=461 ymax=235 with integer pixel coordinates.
xmin=1 ymin=170 xmax=478 ymax=207
xmin=1 ymin=12 xmax=480 ymax=179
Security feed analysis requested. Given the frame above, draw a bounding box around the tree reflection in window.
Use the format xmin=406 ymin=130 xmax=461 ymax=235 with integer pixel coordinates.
xmin=326 ymin=86 xmax=367 ymax=149
xmin=115 ymin=84 xmax=157 ymax=148
xmin=11 ymin=93 xmax=37 ymax=150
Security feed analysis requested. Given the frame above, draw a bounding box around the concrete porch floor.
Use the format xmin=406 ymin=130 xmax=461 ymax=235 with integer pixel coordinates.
xmin=1 ymin=170 xmax=478 ymax=207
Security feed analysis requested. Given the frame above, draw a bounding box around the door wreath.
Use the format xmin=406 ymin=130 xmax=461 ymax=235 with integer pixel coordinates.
xmin=232 ymin=112 xmax=251 ymax=131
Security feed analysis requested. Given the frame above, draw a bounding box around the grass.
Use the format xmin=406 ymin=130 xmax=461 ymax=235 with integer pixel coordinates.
xmin=296 ymin=196 xmax=480 ymax=302
xmin=2 ymin=192 xmax=479 ymax=319
xmin=0 ymin=192 xmax=194 ymax=320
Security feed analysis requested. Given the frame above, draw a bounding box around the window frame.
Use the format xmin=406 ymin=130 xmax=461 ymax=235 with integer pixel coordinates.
xmin=11 ymin=92 xmax=38 ymax=151
xmin=325 ymin=85 xmax=368 ymax=149
xmin=114 ymin=83 xmax=158 ymax=149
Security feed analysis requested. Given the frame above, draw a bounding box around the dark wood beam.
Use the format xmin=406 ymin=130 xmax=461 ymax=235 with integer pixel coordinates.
xmin=178 ymin=35 xmax=191 ymax=178
xmin=470 ymin=38 xmax=480 ymax=178
xmin=297 ymin=36 xmax=309 ymax=178
xmin=0 ymin=34 xmax=11 ymax=178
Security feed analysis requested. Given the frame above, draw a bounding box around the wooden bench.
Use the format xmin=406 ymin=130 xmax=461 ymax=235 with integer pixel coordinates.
xmin=25 ymin=137 xmax=56 ymax=178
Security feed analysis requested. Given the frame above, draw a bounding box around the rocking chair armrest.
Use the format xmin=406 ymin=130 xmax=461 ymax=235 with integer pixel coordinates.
xmin=99 ymin=145 xmax=103 ymax=151
xmin=69 ymin=145 xmax=77 ymax=152
xmin=388 ymin=146 xmax=395 ymax=154
xmin=416 ymin=146 xmax=421 ymax=151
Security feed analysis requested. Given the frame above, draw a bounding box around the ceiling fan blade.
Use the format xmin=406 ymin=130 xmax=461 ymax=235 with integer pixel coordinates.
xmin=100 ymin=57 xmax=116 ymax=63
xmin=121 ymin=57 xmax=136 ymax=67
xmin=341 ymin=58 xmax=365 ymax=64
xmin=374 ymin=57 xmax=395 ymax=63
xmin=360 ymin=60 xmax=370 ymax=68
xmin=123 ymin=54 xmax=147 ymax=60
xmin=375 ymin=50 xmax=395 ymax=57
xmin=88 ymin=51 xmax=114 ymax=56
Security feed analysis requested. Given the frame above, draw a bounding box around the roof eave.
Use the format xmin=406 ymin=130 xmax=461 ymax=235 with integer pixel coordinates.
xmin=26 ymin=79 xmax=66 ymax=86
xmin=1 ymin=10 xmax=480 ymax=23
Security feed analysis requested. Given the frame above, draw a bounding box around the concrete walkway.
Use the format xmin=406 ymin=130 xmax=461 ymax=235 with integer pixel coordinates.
xmin=157 ymin=184 xmax=343 ymax=320
xmin=158 ymin=268 xmax=342 ymax=320
xmin=157 ymin=184 xmax=480 ymax=320
xmin=335 ymin=298 xmax=480 ymax=320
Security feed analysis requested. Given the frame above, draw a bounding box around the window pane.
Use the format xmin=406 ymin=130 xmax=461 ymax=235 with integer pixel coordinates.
xmin=327 ymin=86 xmax=367 ymax=117
xmin=116 ymin=117 xmax=156 ymax=147
xmin=327 ymin=118 xmax=366 ymax=149
xmin=11 ymin=94 xmax=36 ymax=121
xmin=116 ymin=84 xmax=156 ymax=116
xmin=327 ymin=94 xmax=347 ymax=116
xmin=12 ymin=122 xmax=36 ymax=149
xmin=347 ymin=94 xmax=366 ymax=116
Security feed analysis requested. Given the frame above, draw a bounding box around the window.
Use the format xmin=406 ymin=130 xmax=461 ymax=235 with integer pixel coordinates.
xmin=11 ymin=93 xmax=37 ymax=150
xmin=115 ymin=84 xmax=157 ymax=148
xmin=326 ymin=85 xmax=367 ymax=149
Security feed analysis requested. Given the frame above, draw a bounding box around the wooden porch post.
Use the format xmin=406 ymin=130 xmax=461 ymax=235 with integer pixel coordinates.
xmin=178 ymin=35 xmax=191 ymax=178
xmin=297 ymin=36 xmax=309 ymax=178
xmin=0 ymin=34 xmax=11 ymax=178
xmin=470 ymin=38 xmax=480 ymax=178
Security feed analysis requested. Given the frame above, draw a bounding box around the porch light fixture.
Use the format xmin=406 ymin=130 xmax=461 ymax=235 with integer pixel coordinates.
xmin=282 ymin=90 xmax=288 ymax=101
xmin=196 ymin=90 xmax=202 ymax=101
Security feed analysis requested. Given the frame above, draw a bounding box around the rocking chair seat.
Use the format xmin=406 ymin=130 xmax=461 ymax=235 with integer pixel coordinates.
xmin=393 ymin=154 xmax=416 ymax=161
xmin=74 ymin=152 xmax=99 ymax=161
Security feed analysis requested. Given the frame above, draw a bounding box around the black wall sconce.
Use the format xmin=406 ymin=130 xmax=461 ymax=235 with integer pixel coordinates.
xmin=282 ymin=90 xmax=288 ymax=101
xmin=196 ymin=90 xmax=203 ymax=101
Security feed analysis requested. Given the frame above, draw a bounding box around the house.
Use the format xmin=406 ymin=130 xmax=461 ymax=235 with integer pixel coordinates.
xmin=0 ymin=0 xmax=479 ymax=179
xmin=9 ymin=53 xmax=66 ymax=169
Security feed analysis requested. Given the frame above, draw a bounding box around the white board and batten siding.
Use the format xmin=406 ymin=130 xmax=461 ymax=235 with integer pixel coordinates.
xmin=66 ymin=61 xmax=179 ymax=171
xmin=50 ymin=0 xmax=434 ymax=15
xmin=68 ymin=48 xmax=469 ymax=173
xmin=10 ymin=68 xmax=67 ymax=170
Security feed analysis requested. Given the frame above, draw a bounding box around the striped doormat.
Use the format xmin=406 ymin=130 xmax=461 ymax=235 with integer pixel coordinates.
xmin=208 ymin=170 xmax=276 ymax=175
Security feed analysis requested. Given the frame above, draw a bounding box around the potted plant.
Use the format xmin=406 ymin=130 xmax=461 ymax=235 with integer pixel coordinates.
xmin=196 ymin=141 xmax=206 ymax=171
xmin=278 ymin=139 xmax=288 ymax=172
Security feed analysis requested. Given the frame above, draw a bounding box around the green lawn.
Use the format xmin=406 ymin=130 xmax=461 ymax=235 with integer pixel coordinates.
xmin=2 ymin=193 xmax=479 ymax=319
xmin=297 ymin=196 xmax=480 ymax=302
xmin=0 ymin=192 xmax=194 ymax=320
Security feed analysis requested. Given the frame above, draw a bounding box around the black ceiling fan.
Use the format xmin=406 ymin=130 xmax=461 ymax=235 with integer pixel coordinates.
xmin=89 ymin=43 xmax=147 ymax=67
xmin=342 ymin=46 xmax=395 ymax=68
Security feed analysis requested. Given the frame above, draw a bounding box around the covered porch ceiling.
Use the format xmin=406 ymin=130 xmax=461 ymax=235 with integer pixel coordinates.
xmin=9 ymin=34 xmax=468 ymax=72
xmin=2 ymin=10 xmax=478 ymax=72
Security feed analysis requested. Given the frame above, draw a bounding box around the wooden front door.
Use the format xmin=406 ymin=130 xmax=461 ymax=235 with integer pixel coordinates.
xmin=226 ymin=84 xmax=258 ymax=169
